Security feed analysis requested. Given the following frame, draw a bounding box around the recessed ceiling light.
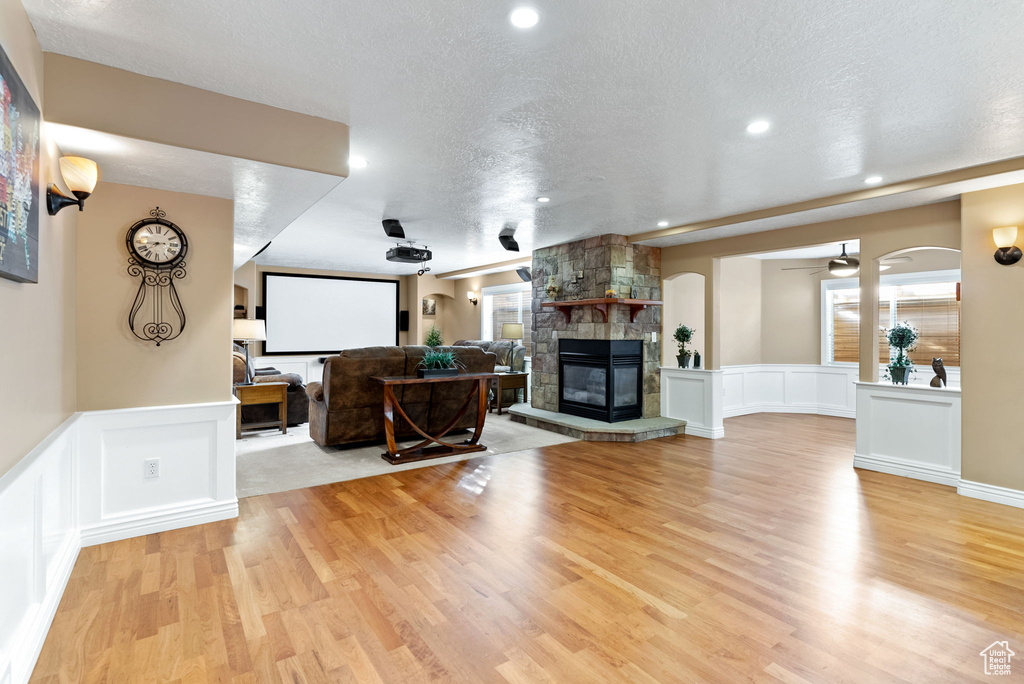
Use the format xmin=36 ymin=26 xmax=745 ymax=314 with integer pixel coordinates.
xmin=746 ymin=120 xmax=770 ymax=134
xmin=537 ymin=196 xmax=550 ymax=203
xmin=864 ymin=175 xmax=883 ymax=185
xmin=510 ymin=7 xmax=540 ymax=28
xmin=657 ymin=221 xmax=669 ymax=227
xmin=349 ymin=156 xmax=368 ymax=169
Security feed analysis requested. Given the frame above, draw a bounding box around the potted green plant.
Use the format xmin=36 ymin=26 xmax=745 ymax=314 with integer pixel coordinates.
xmin=418 ymin=349 xmax=463 ymax=378
xmin=424 ymin=324 xmax=443 ymax=347
xmin=674 ymin=324 xmax=695 ymax=368
xmin=884 ymin=321 xmax=918 ymax=385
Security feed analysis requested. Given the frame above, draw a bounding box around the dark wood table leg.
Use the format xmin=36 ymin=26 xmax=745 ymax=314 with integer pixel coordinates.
xmin=380 ymin=379 xmax=489 ymax=464
xmin=381 ymin=385 xmax=399 ymax=459
xmin=496 ymin=377 xmax=505 ymax=415
xmin=279 ymin=388 xmax=287 ymax=435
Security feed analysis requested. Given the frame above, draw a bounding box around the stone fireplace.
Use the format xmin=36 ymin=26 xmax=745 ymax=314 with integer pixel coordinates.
xmin=530 ymin=234 xmax=662 ymax=420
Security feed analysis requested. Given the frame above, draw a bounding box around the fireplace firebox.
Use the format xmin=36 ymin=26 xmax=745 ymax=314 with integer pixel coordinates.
xmin=558 ymin=339 xmax=643 ymax=422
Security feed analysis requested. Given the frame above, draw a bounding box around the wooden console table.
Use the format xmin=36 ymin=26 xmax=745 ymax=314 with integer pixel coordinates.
xmin=371 ymin=372 xmax=497 ymax=465
xmin=541 ymin=298 xmax=663 ymax=323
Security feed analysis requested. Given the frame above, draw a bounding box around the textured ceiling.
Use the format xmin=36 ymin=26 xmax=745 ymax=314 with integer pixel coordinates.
xmin=25 ymin=0 xmax=1024 ymax=275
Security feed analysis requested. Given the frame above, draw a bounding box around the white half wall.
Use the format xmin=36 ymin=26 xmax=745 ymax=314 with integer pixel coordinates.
xmin=253 ymin=355 xmax=323 ymax=385
xmin=722 ymin=364 xmax=858 ymax=419
xmin=660 ymin=368 xmax=723 ymax=438
xmin=0 ymin=400 xmax=237 ymax=684
xmin=854 ymin=382 xmax=962 ymax=486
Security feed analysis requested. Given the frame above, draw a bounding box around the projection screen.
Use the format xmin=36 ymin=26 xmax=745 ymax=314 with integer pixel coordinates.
xmin=262 ymin=272 xmax=399 ymax=354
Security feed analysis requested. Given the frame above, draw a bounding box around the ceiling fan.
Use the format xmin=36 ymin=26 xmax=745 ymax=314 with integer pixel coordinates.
xmin=781 ymin=243 xmax=911 ymax=276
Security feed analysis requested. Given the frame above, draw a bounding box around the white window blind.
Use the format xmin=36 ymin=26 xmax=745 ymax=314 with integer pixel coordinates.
xmin=823 ymin=270 xmax=960 ymax=367
xmin=480 ymin=283 xmax=531 ymax=352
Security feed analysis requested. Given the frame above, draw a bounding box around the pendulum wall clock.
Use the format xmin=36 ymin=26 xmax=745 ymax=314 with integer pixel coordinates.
xmin=126 ymin=207 xmax=188 ymax=345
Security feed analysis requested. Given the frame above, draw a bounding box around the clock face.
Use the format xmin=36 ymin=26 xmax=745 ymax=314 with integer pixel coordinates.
xmin=129 ymin=220 xmax=186 ymax=266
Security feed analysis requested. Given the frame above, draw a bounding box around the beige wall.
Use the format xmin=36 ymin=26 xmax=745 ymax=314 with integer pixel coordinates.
xmin=0 ymin=0 xmax=78 ymax=477
xmin=660 ymin=201 xmax=961 ymax=372
xmin=410 ymin=273 xmax=455 ymax=345
xmin=246 ymin=263 xmax=411 ymax=349
xmin=43 ymin=54 xmax=350 ymax=178
xmin=960 ymin=184 xmax=1024 ymax=491
xmin=76 ymin=183 xmax=233 ymax=410
xmin=448 ymin=270 xmax=525 ymax=342
xmin=719 ymin=257 xmax=763 ymax=366
xmin=662 ymin=273 xmax=706 ymax=366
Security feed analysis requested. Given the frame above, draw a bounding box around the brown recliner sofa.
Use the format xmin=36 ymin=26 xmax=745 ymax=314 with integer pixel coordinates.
xmin=232 ymin=344 xmax=309 ymax=426
xmin=305 ymin=345 xmax=496 ymax=447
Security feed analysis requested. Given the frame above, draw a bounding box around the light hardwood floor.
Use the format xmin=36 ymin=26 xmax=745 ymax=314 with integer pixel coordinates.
xmin=31 ymin=414 xmax=1024 ymax=683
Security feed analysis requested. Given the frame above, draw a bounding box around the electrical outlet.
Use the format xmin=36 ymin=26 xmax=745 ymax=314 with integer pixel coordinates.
xmin=144 ymin=458 xmax=160 ymax=479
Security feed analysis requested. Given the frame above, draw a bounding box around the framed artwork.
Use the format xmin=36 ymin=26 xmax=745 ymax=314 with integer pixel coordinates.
xmin=422 ymin=298 xmax=436 ymax=316
xmin=0 ymin=41 xmax=41 ymax=283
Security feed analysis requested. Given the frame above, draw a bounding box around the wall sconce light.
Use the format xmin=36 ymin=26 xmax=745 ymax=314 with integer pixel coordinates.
xmin=993 ymin=226 xmax=1022 ymax=265
xmin=467 ymin=290 xmax=478 ymax=306
xmin=48 ymin=156 xmax=99 ymax=215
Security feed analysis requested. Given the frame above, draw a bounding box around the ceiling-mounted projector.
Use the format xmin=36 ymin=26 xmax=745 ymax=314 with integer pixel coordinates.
xmin=386 ymin=243 xmax=432 ymax=264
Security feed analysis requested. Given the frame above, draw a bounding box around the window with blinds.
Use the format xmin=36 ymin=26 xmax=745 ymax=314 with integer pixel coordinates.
xmin=824 ymin=271 xmax=960 ymax=367
xmin=480 ymin=284 xmax=532 ymax=352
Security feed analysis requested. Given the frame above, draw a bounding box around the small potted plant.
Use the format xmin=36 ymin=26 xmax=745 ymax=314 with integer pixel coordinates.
xmin=884 ymin=321 xmax=918 ymax=385
xmin=674 ymin=324 xmax=695 ymax=368
xmin=418 ymin=349 xmax=463 ymax=378
xmin=425 ymin=324 xmax=443 ymax=348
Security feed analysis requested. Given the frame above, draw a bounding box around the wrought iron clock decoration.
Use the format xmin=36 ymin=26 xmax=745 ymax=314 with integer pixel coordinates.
xmin=125 ymin=207 xmax=188 ymax=346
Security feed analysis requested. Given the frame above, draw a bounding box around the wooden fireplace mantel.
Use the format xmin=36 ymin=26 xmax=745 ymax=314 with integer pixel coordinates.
xmin=541 ymin=298 xmax=663 ymax=323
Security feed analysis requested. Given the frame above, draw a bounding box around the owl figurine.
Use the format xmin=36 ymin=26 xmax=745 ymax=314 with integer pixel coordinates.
xmin=930 ymin=358 xmax=947 ymax=388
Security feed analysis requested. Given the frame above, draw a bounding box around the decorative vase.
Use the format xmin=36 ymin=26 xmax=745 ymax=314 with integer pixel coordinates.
xmin=677 ymin=354 xmax=691 ymax=369
xmin=890 ymin=366 xmax=909 ymax=385
xmin=693 ymin=352 xmax=701 ymax=369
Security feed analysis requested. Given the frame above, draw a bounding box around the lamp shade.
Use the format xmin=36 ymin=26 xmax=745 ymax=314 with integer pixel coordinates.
xmin=59 ymin=156 xmax=99 ymax=195
xmin=993 ymin=226 xmax=1018 ymax=249
xmin=501 ymin=322 xmax=524 ymax=340
xmin=233 ymin=318 xmax=266 ymax=342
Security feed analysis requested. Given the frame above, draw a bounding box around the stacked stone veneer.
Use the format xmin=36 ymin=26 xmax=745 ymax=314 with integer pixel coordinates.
xmin=530 ymin=234 xmax=662 ymax=418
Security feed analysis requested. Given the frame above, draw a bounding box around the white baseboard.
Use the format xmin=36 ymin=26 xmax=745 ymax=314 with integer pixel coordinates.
xmin=80 ymin=498 xmax=239 ymax=547
xmin=854 ymin=453 xmax=960 ymax=487
xmin=723 ymin=402 xmax=856 ymax=419
xmin=685 ymin=424 xmax=725 ymax=439
xmin=957 ymin=480 xmax=1024 ymax=510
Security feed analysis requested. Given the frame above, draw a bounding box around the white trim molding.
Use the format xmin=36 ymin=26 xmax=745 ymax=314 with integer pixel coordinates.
xmin=0 ymin=399 xmax=238 ymax=684
xmin=854 ymin=382 xmax=961 ymax=487
xmin=957 ymin=480 xmax=1024 ymax=510
xmin=660 ymin=368 xmax=724 ymax=439
xmin=722 ymin=364 xmax=858 ymax=419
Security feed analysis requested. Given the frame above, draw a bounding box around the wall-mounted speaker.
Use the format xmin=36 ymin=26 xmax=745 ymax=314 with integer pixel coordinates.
xmin=399 ymin=310 xmax=410 ymax=331
xmin=254 ymin=305 xmax=265 ymax=320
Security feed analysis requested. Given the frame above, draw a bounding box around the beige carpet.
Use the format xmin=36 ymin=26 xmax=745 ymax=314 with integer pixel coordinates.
xmin=235 ymin=413 xmax=577 ymax=498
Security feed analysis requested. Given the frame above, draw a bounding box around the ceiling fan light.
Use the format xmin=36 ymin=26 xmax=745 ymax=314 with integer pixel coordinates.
xmin=828 ymin=256 xmax=860 ymax=276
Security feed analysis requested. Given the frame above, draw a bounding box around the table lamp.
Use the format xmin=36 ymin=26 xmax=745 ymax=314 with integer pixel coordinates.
xmin=232 ymin=318 xmax=267 ymax=385
xmin=501 ymin=322 xmax=524 ymax=344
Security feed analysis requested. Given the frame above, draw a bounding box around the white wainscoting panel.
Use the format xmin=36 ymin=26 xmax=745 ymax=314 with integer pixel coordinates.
xmin=0 ymin=416 xmax=79 ymax=684
xmin=660 ymin=368 xmax=723 ymax=439
xmin=253 ymin=355 xmax=322 ymax=384
xmin=854 ymin=382 xmax=961 ymax=486
xmin=77 ymin=400 xmax=238 ymax=547
xmin=722 ymin=364 xmax=857 ymax=419
xmin=1 ymin=399 xmax=238 ymax=684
